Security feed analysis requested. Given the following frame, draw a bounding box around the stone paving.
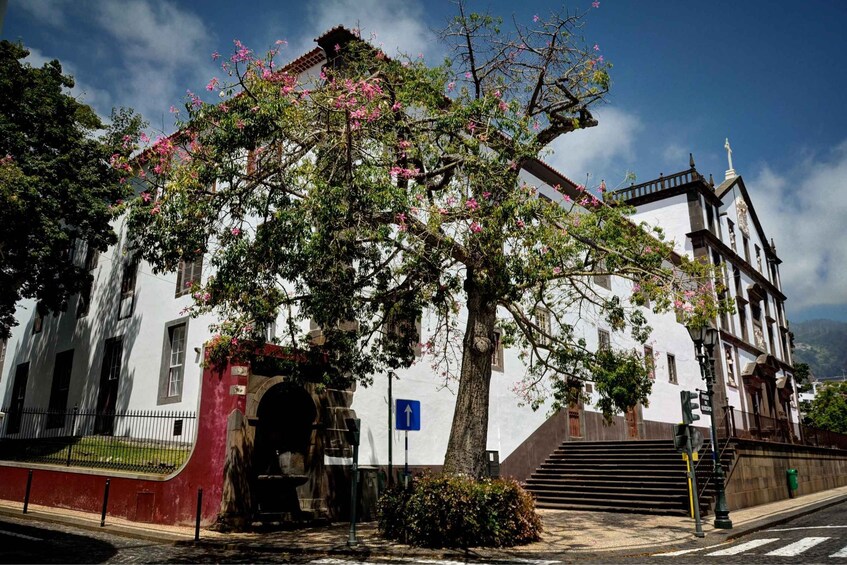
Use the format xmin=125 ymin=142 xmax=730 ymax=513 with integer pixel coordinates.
xmin=1 ymin=485 xmax=847 ymax=561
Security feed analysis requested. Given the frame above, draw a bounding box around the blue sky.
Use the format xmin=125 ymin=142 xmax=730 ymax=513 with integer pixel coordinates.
xmin=4 ymin=0 xmax=847 ymax=323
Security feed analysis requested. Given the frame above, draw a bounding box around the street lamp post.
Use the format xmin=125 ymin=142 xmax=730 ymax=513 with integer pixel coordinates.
xmin=687 ymin=323 xmax=733 ymax=530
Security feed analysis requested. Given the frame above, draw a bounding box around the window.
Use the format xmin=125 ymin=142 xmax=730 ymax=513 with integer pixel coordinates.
xmin=175 ymin=256 xmax=203 ymax=297
xmin=667 ymin=353 xmax=677 ymax=384
xmin=742 ymin=236 xmax=750 ymax=264
xmin=118 ymin=257 xmax=138 ymax=319
xmin=7 ymin=363 xmax=29 ymax=434
xmin=84 ymin=244 xmax=100 ymax=271
xmin=706 ymin=203 xmax=715 ymax=234
xmin=491 ymin=328 xmax=504 ymax=372
xmin=94 ymin=337 xmax=123 ymax=434
xmin=597 ymin=329 xmax=610 ymax=351
xmin=534 ymin=308 xmax=552 ymax=346
xmin=632 ymin=282 xmax=650 ymax=309
xmin=159 ymin=319 xmax=188 ymax=404
xmin=47 ymin=350 xmax=74 ymax=428
xmin=76 ymin=276 xmax=93 ymax=318
xmin=385 ymin=313 xmax=422 ymax=357
xmin=725 ymin=345 xmax=736 ymax=386
xmin=593 ymin=259 xmax=611 ymax=290
xmin=32 ymin=306 xmax=44 ymax=334
xmin=727 ymin=219 xmax=736 ymax=251
xmin=644 ymin=346 xmax=655 ymax=380
xmin=737 ymin=298 xmax=748 ymax=342
xmin=755 ymin=245 xmax=762 ymax=272
xmin=0 ymin=338 xmax=6 ymax=380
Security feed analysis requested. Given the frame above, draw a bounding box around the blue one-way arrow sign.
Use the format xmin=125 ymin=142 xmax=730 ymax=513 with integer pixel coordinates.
xmin=395 ymin=399 xmax=421 ymax=431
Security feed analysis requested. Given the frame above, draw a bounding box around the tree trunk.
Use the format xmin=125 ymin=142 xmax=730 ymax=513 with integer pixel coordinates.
xmin=442 ymin=271 xmax=497 ymax=477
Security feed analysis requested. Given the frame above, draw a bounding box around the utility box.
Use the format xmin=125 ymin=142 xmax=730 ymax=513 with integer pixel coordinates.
xmin=786 ymin=468 xmax=799 ymax=497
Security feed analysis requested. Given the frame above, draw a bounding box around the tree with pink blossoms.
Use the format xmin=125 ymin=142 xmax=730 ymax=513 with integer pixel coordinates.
xmin=127 ymin=5 xmax=729 ymax=478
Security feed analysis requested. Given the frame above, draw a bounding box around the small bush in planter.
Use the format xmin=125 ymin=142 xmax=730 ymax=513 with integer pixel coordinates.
xmin=377 ymin=473 xmax=542 ymax=548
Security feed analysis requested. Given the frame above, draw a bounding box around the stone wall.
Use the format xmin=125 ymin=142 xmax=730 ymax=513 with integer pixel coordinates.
xmin=725 ymin=439 xmax=847 ymax=510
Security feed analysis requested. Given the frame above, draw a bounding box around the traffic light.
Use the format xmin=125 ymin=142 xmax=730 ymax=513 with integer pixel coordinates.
xmin=681 ymin=390 xmax=700 ymax=425
xmin=673 ymin=423 xmax=689 ymax=451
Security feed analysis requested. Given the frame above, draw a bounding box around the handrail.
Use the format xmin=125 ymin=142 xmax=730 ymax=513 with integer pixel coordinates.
xmin=608 ymin=168 xmax=702 ymax=203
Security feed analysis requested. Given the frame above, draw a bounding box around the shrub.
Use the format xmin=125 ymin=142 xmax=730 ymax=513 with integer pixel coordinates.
xmin=377 ymin=474 xmax=542 ymax=548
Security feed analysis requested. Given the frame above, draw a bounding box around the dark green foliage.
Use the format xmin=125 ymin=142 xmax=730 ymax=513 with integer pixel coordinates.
xmin=0 ymin=40 xmax=143 ymax=336
xmin=378 ymin=474 xmax=542 ymax=548
xmin=803 ymin=380 xmax=847 ymax=434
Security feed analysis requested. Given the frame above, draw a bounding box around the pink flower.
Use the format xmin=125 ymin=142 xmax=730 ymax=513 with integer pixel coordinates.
xmin=482 ymin=191 xmax=492 ymax=199
xmin=231 ymin=227 xmax=241 ymax=236
xmin=391 ymin=101 xmax=402 ymax=111
xmin=334 ymin=43 xmax=341 ymax=52
xmin=141 ymin=192 xmax=152 ymax=203
xmin=533 ymin=14 xmax=540 ymax=22
xmin=499 ymin=101 xmax=508 ymax=112
xmin=206 ymin=77 xmax=219 ymax=92
xmin=553 ymin=267 xmax=562 ymax=275
xmin=597 ymin=55 xmax=604 ymax=64
xmin=467 ymin=121 xmax=476 ymax=133
xmin=447 ymin=81 xmax=456 ymax=92
xmin=466 ymin=198 xmax=479 ymax=210
xmin=139 ymin=132 xmax=149 ymax=143
xmin=516 ymin=219 xmax=525 ymax=229
xmin=469 ymin=222 xmax=482 ymax=233
xmin=465 ymin=72 xmax=472 ymax=79
xmin=593 ymin=44 xmax=600 ymax=52
xmin=592 ymin=0 xmax=600 ymax=7
xmin=211 ymin=51 xmax=220 ymax=61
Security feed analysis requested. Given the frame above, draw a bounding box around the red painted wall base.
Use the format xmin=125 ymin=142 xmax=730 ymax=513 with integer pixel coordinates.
xmin=0 ymin=360 xmax=247 ymax=526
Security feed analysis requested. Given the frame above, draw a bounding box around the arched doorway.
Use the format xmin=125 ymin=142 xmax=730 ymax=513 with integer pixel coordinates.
xmin=252 ymin=382 xmax=318 ymax=517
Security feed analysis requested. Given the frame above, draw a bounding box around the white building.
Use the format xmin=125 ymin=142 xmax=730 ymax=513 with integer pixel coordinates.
xmin=0 ymin=29 xmax=798 ymax=519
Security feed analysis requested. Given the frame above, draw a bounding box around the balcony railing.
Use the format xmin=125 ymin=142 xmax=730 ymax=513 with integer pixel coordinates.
xmin=718 ymin=406 xmax=847 ymax=450
xmin=0 ymin=406 xmax=196 ymax=474
xmin=608 ymin=169 xmax=703 ymax=203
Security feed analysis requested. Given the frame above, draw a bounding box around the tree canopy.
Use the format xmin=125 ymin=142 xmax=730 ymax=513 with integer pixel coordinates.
xmin=803 ymin=380 xmax=847 ymax=435
xmin=125 ymin=7 xmax=725 ymax=476
xmin=0 ymin=40 xmax=143 ymax=337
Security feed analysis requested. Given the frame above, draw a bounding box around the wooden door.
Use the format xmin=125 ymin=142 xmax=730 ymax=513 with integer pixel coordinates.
xmin=568 ymin=403 xmax=582 ymax=438
xmin=625 ymin=406 xmax=640 ymax=439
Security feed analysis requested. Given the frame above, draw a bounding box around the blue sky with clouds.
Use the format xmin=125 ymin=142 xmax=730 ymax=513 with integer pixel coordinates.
xmin=4 ymin=0 xmax=847 ymax=323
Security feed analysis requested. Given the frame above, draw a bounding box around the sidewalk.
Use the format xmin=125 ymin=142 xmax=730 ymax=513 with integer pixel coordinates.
xmin=2 ymin=485 xmax=847 ymax=560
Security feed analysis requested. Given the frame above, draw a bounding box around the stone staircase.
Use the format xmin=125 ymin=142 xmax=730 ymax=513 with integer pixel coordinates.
xmin=524 ymin=439 xmax=734 ymax=516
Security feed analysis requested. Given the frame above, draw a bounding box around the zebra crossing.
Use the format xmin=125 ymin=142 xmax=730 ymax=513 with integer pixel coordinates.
xmin=659 ymin=535 xmax=847 ymax=558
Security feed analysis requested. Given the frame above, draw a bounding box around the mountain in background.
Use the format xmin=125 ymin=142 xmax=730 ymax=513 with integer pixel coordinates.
xmin=792 ymin=319 xmax=847 ymax=379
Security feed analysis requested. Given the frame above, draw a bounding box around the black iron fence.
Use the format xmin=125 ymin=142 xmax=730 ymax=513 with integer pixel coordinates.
xmin=0 ymin=406 xmax=196 ymax=474
xmin=718 ymin=406 xmax=847 ymax=450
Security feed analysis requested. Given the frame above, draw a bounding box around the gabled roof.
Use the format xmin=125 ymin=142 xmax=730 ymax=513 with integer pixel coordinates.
xmin=715 ymin=175 xmax=780 ymax=263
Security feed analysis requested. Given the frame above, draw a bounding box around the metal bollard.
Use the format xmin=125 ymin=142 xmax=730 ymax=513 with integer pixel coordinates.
xmin=23 ymin=470 xmax=33 ymax=514
xmin=194 ymin=488 xmax=203 ymax=541
xmin=100 ymin=479 xmax=110 ymax=527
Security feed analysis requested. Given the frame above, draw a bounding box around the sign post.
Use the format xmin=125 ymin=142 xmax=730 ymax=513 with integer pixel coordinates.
xmin=395 ymin=399 xmax=420 ymax=489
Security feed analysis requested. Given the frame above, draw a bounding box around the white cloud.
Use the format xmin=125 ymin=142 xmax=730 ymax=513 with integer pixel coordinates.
xmin=15 ymin=0 xmax=71 ymax=27
xmin=93 ymin=0 xmax=210 ymax=68
xmin=749 ymin=142 xmax=847 ymax=311
xmin=300 ymin=0 xmax=437 ymax=60
xmin=544 ymin=107 xmax=643 ymax=187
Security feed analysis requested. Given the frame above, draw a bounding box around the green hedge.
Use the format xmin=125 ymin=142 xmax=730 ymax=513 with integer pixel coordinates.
xmin=377 ymin=474 xmax=542 ymax=548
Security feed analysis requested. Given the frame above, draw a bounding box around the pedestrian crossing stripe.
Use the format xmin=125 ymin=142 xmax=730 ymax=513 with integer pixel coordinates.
xmin=764 ymin=536 xmax=829 ymax=557
xmin=657 ymin=535 xmax=847 ymax=558
xmin=706 ymin=538 xmax=780 ymax=556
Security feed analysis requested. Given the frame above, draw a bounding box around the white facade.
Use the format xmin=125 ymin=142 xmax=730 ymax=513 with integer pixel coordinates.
xmin=0 ymin=39 xmax=798 ymax=471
